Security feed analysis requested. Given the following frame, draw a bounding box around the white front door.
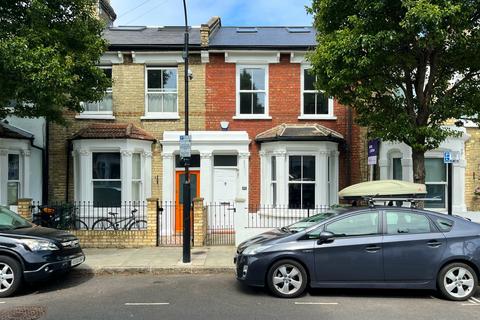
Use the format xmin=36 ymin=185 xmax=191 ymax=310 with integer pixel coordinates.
xmin=213 ymin=168 xmax=237 ymax=204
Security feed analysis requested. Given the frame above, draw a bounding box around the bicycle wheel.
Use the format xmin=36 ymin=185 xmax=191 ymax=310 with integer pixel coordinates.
xmin=128 ymin=220 xmax=147 ymax=230
xmin=91 ymin=218 xmax=116 ymax=230
xmin=66 ymin=219 xmax=89 ymax=231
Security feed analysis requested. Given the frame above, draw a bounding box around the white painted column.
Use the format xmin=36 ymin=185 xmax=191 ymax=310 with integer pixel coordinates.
xmin=453 ymin=159 xmax=467 ymax=212
xmin=317 ymin=151 xmax=329 ymax=206
xmin=121 ymin=150 xmax=133 ymax=203
xmin=78 ymin=149 xmax=91 ymax=202
xmin=200 ymin=152 xmax=213 ymax=204
xmin=143 ymin=151 xmax=153 ymax=199
xmin=378 ymin=159 xmax=389 ymax=180
xmin=162 ymin=153 xmax=174 ymax=202
xmin=330 ymin=151 xmax=339 ymax=205
xmin=238 ymin=152 xmax=250 ymax=204
xmin=0 ymin=149 xmax=8 ymax=204
xmin=274 ymin=150 xmax=287 ymax=206
xmin=21 ymin=149 xmax=31 ymax=199
xmin=259 ymin=150 xmax=268 ymax=204
xmin=402 ymin=158 xmax=414 ymax=182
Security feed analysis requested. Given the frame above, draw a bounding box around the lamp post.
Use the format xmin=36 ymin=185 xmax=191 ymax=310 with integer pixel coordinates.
xmin=182 ymin=0 xmax=191 ymax=263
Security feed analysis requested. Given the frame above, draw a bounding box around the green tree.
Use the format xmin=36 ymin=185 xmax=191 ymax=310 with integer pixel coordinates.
xmin=307 ymin=0 xmax=480 ymax=184
xmin=0 ymin=0 xmax=110 ymax=123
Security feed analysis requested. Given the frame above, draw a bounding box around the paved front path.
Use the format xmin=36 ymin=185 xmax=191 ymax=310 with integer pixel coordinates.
xmin=1 ymin=274 xmax=480 ymax=320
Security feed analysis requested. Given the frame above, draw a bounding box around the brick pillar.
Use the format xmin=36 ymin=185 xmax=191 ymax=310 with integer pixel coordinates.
xmin=146 ymin=198 xmax=159 ymax=246
xmin=17 ymin=198 xmax=33 ymax=220
xmin=193 ymin=198 xmax=206 ymax=247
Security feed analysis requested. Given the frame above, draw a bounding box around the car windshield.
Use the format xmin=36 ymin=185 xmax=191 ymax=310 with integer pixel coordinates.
xmin=285 ymin=209 xmax=345 ymax=232
xmin=0 ymin=206 xmax=32 ymax=231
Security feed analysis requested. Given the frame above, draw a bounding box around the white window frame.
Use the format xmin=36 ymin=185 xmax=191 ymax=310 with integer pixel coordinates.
xmin=78 ymin=66 xmax=114 ymax=119
xmin=424 ymin=157 xmax=447 ymax=209
xmin=299 ymin=65 xmax=335 ymax=120
xmin=91 ymin=152 xmax=122 ymax=206
xmin=288 ymin=154 xmax=317 ymax=209
xmin=7 ymin=152 xmax=21 ymax=205
xmin=143 ymin=66 xmax=179 ymax=120
xmin=132 ymin=153 xmax=143 ymax=202
xmin=271 ymin=156 xmax=277 ymax=207
xmin=234 ymin=64 xmax=271 ymax=120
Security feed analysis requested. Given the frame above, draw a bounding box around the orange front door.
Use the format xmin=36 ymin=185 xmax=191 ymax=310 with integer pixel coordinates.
xmin=175 ymin=170 xmax=200 ymax=232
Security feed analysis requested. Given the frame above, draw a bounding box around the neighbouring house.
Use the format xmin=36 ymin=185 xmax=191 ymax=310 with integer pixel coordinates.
xmin=48 ymin=24 xmax=206 ymax=217
xmin=378 ymin=128 xmax=470 ymax=212
xmin=0 ymin=119 xmax=46 ymax=209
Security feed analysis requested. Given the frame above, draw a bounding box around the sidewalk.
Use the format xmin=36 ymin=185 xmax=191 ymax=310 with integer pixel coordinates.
xmin=75 ymin=246 xmax=237 ymax=275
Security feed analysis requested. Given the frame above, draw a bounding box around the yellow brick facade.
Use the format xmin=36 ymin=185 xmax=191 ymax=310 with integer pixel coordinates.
xmin=465 ymin=127 xmax=480 ymax=210
xmin=48 ymin=54 xmax=206 ymax=202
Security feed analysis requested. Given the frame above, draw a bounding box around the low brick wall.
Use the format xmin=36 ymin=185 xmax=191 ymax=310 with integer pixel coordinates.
xmin=70 ymin=229 xmax=156 ymax=248
xmin=17 ymin=198 xmax=160 ymax=248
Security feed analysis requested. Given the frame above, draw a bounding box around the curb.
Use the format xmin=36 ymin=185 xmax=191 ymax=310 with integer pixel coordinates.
xmin=72 ymin=266 xmax=236 ymax=276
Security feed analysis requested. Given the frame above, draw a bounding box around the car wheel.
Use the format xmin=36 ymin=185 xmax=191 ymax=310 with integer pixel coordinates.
xmin=438 ymin=262 xmax=478 ymax=301
xmin=267 ymin=260 xmax=307 ymax=298
xmin=0 ymin=256 xmax=22 ymax=298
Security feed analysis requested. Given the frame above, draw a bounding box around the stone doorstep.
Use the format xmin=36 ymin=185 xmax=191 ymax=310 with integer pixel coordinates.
xmin=72 ymin=266 xmax=235 ymax=276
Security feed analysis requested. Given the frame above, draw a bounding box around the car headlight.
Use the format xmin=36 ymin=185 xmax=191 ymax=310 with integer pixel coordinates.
xmin=243 ymin=244 xmax=270 ymax=256
xmin=19 ymin=239 xmax=59 ymax=251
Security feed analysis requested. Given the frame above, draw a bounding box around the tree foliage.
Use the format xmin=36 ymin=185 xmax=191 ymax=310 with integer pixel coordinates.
xmin=308 ymin=0 xmax=480 ymax=182
xmin=0 ymin=0 xmax=110 ymax=123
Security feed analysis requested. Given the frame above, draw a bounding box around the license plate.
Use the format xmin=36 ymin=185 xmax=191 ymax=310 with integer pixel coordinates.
xmin=71 ymin=256 xmax=85 ymax=267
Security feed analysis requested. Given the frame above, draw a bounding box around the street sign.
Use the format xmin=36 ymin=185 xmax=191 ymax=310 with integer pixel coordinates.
xmin=443 ymin=151 xmax=460 ymax=164
xmin=179 ymin=135 xmax=191 ymax=159
xmin=367 ymin=139 xmax=380 ymax=165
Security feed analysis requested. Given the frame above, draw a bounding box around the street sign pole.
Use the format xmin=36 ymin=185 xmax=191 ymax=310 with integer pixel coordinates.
xmin=182 ymin=0 xmax=191 ymax=263
xmin=447 ymin=162 xmax=453 ymax=216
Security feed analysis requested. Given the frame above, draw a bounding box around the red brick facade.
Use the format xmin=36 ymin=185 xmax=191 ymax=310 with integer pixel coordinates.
xmin=206 ymin=53 xmax=367 ymax=205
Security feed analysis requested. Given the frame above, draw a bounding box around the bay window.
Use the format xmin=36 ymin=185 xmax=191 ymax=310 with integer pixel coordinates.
xmin=288 ymin=155 xmax=316 ymax=209
xmin=132 ymin=153 xmax=142 ymax=201
xmin=7 ymin=154 xmax=20 ymax=205
xmin=271 ymin=156 xmax=277 ymax=207
xmin=92 ymin=152 xmax=121 ymax=206
xmin=424 ymin=158 xmax=447 ymax=208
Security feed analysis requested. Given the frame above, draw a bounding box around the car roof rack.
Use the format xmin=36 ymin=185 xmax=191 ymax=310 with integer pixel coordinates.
xmin=362 ymin=196 xmax=441 ymax=209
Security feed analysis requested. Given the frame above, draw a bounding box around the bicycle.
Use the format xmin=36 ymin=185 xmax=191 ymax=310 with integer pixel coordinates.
xmin=91 ymin=208 xmax=147 ymax=230
xmin=31 ymin=204 xmax=88 ymax=230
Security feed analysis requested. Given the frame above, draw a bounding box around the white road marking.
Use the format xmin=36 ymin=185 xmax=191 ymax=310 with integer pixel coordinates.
xmin=125 ymin=303 xmax=170 ymax=306
xmin=461 ymin=303 xmax=480 ymax=306
xmin=470 ymin=297 xmax=480 ymax=303
xmin=294 ymin=302 xmax=339 ymax=305
xmin=0 ymin=302 xmax=5 ymax=304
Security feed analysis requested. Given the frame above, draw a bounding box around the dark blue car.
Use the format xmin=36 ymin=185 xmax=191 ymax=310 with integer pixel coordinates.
xmin=235 ymin=206 xmax=480 ymax=300
xmin=0 ymin=206 xmax=85 ymax=297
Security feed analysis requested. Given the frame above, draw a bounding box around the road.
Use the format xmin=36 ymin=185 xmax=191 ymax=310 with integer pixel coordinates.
xmin=1 ymin=273 xmax=480 ymax=320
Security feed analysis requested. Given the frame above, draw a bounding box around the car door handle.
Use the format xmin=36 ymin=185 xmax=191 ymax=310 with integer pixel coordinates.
xmin=365 ymin=245 xmax=381 ymax=253
xmin=427 ymin=240 xmax=443 ymax=248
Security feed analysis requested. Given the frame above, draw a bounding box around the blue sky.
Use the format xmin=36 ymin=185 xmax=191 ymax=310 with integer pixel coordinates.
xmin=110 ymin=0 xmax=313 ymax=27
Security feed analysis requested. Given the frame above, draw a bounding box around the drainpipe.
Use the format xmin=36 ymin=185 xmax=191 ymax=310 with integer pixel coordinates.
xmin=346 ymin=106 xmax=353 ymax=186
xmin=65 ymin=138 xmax=72 ymax=203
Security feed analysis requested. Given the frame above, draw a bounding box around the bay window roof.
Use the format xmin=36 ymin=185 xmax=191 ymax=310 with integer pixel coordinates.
xmin=71 ymin=123 xmax=156 ymax=142
xmin=0 ymin=121 xmax=34 ymax=140
xmin=255 ymin=123 xmax=344 ymax=143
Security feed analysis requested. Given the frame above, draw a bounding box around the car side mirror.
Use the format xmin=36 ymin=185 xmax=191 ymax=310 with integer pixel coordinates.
xmin=317 ymin=231 xmax=334 ymax=245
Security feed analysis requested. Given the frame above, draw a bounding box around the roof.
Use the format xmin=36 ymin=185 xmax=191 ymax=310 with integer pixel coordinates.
xmin=339 ymin=180 xmax=427 ymax=199
xmin=99 ymin=0 xmax=117 ymax=21
xmin=255 ymin=123 xmax=344 ymax=143
xmin=209 ymin=26 xmax=316 ymax=49
xmin=103 ymin=26 xmax=201 ymax=50
xmin=0 ymin=121 xmax=34 ymax=140
xmin=71 ymin=123 xmax=156 ymax=142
